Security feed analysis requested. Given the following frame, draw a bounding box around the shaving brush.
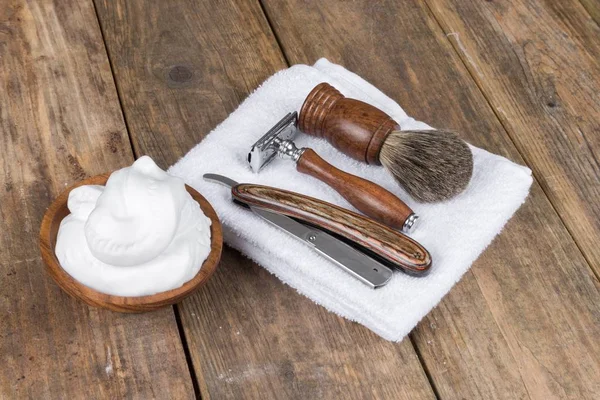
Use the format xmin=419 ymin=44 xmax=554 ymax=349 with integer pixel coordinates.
xmin=298 ymin=83 xmax=473 ymax=202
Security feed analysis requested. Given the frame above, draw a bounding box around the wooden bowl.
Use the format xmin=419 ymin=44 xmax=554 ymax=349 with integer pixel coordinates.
xmin=39 ymin=174 xmax=223 ymax=313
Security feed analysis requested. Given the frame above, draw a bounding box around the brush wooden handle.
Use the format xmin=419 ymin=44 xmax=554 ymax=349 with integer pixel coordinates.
xmin=299 ymin=82 xmax=398 ymax=165
xmin=296 ymin=149 xmax=414 ymax=231
xmin=232 ymin=183 xmax=431 ymax=276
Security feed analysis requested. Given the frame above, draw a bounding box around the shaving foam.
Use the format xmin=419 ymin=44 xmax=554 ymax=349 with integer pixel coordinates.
xmin=55 ymin=156 xmax=212 ymax=296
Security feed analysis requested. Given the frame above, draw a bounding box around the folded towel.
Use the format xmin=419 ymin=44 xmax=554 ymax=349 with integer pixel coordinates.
xmin=169 ymin=59 xmax=533 ymax=341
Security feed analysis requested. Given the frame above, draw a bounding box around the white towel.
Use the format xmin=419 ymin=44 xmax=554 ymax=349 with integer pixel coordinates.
xmin=169 ymin=59 xmax=533 ymax=341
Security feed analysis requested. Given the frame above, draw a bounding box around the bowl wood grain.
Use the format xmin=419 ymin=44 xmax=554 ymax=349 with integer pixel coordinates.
xmin=39 ymin=174 xmax=222 ymax=313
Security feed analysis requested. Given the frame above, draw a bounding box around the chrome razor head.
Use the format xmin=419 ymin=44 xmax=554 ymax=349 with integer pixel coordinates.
xmin=248 ymin=112 xmax=298 ymax=173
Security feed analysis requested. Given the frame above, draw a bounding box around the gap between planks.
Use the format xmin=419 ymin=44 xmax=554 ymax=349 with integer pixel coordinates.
xmin=90 ymin=0 xmax=139 ymax=158
xmin=420 ymin=0 xmax=600 ymax=283
xmin=409 ymin=335 xmax=442 ymax=400
xmin=175 ymin=304 xmax=203 ymax=400
xmin=578 ymin=0 xmax=600 ymax=27
xmin=258 ymin=0 xmax=291 ymax=67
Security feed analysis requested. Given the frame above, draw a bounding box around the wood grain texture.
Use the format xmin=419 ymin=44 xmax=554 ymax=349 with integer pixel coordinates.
xmin=177 ymin=248 xmax=436 ymax=400
xmin=94 ymin=0 xmax=284 ymax=167
xmin=233 ymin=183 xmax=430 ymax=275
xmin=40 ymin=174 xmax=223 ymax=313
xmin=425 ymin=0 xmax=600 ymax=278
xmin=578 ymin=0 xmax=600 ymax=26
xmin=296 ymin=148 xmax=415 ymax=231
xmin=93 ymin=0 xmax=436 ymax=399
xmin=261 ymin=0 xmax=600 ymax=398
xmin=0 ymin=1 xmax=195 ymax=398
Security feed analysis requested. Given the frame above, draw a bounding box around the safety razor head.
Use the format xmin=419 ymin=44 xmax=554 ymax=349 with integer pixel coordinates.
xmin=248 ymin=112 xmax=298 ymax=173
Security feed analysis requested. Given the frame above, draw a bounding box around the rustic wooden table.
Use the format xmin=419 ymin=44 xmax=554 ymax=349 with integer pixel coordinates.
xmin=2 ymin=0 xmax=600 ymax=398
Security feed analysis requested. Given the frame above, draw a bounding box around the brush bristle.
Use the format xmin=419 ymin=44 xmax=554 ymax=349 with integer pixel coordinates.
xmin=379 ymin=130 xmax=473 ymax=202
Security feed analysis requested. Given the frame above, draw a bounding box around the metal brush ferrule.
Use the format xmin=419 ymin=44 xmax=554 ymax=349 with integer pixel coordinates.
xmin=274 ymin=138 xmax=305 ymax=162
xmin=403 ymin=213 xmax=419 ymax=233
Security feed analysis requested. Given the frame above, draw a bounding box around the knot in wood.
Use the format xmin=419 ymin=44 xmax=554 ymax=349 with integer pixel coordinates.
xmin=168 ymin=66 xmax=192 ymax=83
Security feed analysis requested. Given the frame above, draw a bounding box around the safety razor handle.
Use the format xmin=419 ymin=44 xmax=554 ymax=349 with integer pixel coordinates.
xmin=232 ymin=183 xmax=431 ymax=276
xmin=296 ymin=149 xmax=415 ymax=232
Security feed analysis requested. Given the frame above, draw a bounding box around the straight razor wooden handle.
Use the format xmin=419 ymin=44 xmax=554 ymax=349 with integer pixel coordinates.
xmin=231 ymin=183 xmax=431 ymax=276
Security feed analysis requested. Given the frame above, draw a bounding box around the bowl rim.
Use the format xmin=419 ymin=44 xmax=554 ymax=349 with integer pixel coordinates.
xmin=39 ymin=173 xmax=223 ymax=313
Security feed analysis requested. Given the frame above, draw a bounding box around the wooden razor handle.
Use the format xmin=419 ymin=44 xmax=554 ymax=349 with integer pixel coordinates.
xmin=296 ymin=148 xmax=415 ymax=232
xmin=232 ymin=184 xmax=431 ymax=276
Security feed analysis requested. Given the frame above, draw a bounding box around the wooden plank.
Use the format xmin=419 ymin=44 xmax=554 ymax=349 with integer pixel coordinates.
xmin=260 ymin=0 xmax=600 ymax=398
xmin=92 ymin=0 xmax=437 ymax=399
xmin=425 ymin=0 xmax=600 ymax=278
xmin=579 ymin=0 xmax=600 ymax=26
xmin=0 ymin=1 xmax=194 ymax=398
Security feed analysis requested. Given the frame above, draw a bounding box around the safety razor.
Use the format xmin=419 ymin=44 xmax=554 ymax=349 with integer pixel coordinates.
xmin=247 ymin=112 xmax=418 ymax=232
